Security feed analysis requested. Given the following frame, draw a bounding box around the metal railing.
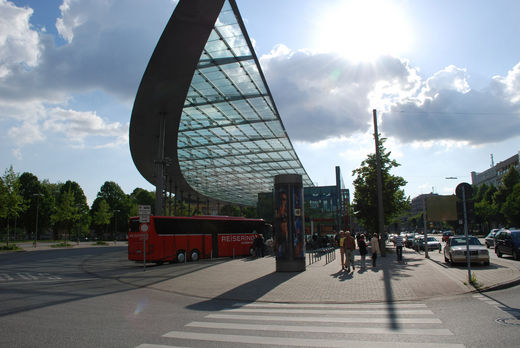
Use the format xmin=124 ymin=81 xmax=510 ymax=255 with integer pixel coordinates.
xmin=307 ymin=247 xmax=336 ymax=265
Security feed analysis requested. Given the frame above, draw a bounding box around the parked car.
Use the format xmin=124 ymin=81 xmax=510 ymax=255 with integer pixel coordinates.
xmin=442 ymin=231 xmax=453 ymax=243
xmin=415 ymin=236 xmax=442 ymax=251
xmin=485 ymin=229 xmax=500 ymax=248
xmin=404 ymin=233 xmax=415 ymax=248
xmin=444 ymin=235 xmax=489 ymax=266
xmin=494 ymin=229 xmax=520 ymax=260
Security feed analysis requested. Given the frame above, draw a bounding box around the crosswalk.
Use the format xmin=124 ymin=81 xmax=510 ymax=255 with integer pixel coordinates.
xmin=136 ymin=301 xmax=465 ymax=347
xmin=0 ymin=272 xmax=62 ymax=281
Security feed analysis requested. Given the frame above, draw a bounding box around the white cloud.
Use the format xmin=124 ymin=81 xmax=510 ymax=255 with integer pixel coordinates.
xmin=7 ymin=120 xmax=45 ymax=146
xmin=0 ymin=0 xmax=175 ymax=156
xmin=260 ymin=47 xmax=422 ymax=142
xmin=490 ymin=62 xmax=520 ymax=103
xmin=43 ymin=107 xmax=127 ymax=145
xmin=259 ymin=46 xmax=520 ymax=145
xmin=0 ymin=0 xmax=41 ymax=77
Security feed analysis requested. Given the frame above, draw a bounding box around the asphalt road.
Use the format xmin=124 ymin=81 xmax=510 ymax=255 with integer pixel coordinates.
xmin=1 ymin=246 xmax=519 ymax=347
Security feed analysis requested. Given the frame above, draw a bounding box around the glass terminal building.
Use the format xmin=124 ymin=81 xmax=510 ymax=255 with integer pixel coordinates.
xmin=129 ymin=0 xmax=349 ymax=234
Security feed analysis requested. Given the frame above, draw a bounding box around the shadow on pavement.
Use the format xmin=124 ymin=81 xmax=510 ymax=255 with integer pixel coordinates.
xmin=0 ymin=247 xmax=230 ymax=317
xmin=186 ymin=270 xmax=298 ymax=311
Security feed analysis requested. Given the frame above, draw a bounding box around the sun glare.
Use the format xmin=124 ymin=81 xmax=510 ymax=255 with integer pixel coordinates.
xmin=313 ymin=0 xmax=412 ymax=62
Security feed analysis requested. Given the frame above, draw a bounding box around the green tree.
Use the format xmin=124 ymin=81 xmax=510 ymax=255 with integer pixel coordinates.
xmin=19 ymin=172 xmax=42 ymax=237
xmin=0 ymin=166 xmax=24 ymax=246
xmin=475 ymin=184 xmax=499 ymax=231
xmin=129 ymin=188 xmax=155 ymax=216
xmin=501 ymin=182 xmax=520 ymax=227
xmin=220 ymin=204 xmax=242 ymax=217
xmin=494 ymin=167 xmax=520 ymax=226
xmin=59 ymin=181 xmax=89 ymax=242
xmin=92 ymin=199 xmax=112 ymax=238
xmin=351 ymin=138 xmax=410 ymax=235
xmin=95 ymin=181 xmax=131 ymax=238
xmin=51 ymin=188 xmax=80 ymax=242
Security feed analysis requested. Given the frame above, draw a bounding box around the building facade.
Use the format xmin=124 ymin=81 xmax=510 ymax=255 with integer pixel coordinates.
xmin=471 ymin=151 xmax=520 ymax=187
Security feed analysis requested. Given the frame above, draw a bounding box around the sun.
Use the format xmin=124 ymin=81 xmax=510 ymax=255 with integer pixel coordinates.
xmin=312 ymin=0 xmax=412 ymax=62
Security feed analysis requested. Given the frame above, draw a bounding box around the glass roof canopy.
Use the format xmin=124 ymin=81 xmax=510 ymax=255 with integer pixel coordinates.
xmin=177 ymin=1 xmax=313 ymax=206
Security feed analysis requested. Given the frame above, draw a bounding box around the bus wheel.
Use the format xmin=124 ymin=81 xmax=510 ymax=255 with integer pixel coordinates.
xmin=190 ymin=249 xmax=200 ymax=262
xmin=176 ymin=251 xmax=186 ymax=263
xmin=249 ymin=247 xmax=255 ymax=256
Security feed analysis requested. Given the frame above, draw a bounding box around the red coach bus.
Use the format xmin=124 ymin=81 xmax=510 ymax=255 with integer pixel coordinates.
xmin=128 ymin=215 xmax=269 ymax=264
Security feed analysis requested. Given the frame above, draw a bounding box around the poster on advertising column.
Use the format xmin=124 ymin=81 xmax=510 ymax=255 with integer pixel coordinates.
xmin=274 ymin=174 xmax=305 ymax=272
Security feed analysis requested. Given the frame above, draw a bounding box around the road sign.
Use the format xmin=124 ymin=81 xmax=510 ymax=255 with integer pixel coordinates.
xmin=455 ymin=183 xmax=473 ymax=200
xmin=138 ymin=205 xmax=151 ymax=223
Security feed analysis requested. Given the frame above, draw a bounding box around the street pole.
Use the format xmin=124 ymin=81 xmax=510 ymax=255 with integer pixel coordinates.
xmin=462 ymin=187 xmax=472 ymax=283
xmin=33 ymin=193 xmax=42 ymax=248
xmin=113 ymin=209 xmax=120 ymax=245
xmin=423 ymin=196 xmax=429 ymax=258
xmin=373 ymin=109 xmax=385 ymax=256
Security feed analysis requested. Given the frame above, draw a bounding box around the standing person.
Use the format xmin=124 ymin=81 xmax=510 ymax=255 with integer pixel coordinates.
xmin=394 ymin=231 xmax=404 ymax=262
xmin=357 ymin=234 xmax=368 ymax=270
xmin=370 ymin=233 xmax=381 ymax=268
xmin=338 ymin=231 xmax=345 ymax=270
xmin=343 ymin=231 xmax=356 ymax=272
xmin=253 ymin=235 xmax=264 ymax=258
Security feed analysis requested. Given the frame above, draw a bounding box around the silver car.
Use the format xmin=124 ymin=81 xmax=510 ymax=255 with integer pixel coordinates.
xmin=444 ymin=236 xmax=490 ymax=266
xmin=415 ymin=236 xmax=441 ymax=251
xmin=485 ymin=229 xmax=500 ymax=248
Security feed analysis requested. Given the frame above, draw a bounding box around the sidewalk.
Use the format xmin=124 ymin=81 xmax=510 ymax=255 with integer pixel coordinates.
xmin=13 ymin=242 xmax=520 ymax=303
xmin=150 ymin=246 xmax=520 ymax=303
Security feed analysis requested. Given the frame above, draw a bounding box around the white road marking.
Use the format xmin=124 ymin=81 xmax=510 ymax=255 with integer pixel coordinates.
xmin=233 ymin=302 xmax=428 ymax=309
xmin=162 ymin=331 xmax=465 ymax=347
xmin=205 ymin=313 xmax=442 ymax=324
xmin=222 ymin=307 xmax=434 ymax=315
xmin=186 ymin=321 xmax=454 ymax=336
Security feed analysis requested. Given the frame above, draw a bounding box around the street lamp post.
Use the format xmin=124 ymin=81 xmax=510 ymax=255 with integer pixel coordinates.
xmin=33 ymin=193 xmax=43 ymax=248
xmin=113 ymin=210 xmax=120 ymax=245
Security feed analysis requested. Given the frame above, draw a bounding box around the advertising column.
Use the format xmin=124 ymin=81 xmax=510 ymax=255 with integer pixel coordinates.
xmin=274 ymin=174 xmax=305 ymax=272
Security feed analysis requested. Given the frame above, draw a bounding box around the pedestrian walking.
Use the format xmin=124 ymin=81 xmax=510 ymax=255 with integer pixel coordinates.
xmin=343 ymin=231 xmax=356 ymax=272
xmin=370 ymin=233 xmax=381 ymax=267
xmin=394 ymin=231 xmax=404 ymax=262
xmin=357 ymin=234 xmax=368 ymax=270
xmin=338 ymin=231 xmax=345 ymax=270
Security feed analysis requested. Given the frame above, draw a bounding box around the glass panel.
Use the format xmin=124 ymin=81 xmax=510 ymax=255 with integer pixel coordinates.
xmin=176 ymin=0 xmax=313 ymax=204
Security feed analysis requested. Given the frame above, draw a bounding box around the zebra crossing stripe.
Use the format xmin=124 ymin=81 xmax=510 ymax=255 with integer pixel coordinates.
xmin=473 ymin=294 xmax=500 ymax=306
xmin=233 ymin=302 xmax=428 ymax=309
xmin=206 ymin=313 xmax=442 ymax=324
xmin=222 ymin=307 xmax=434 ymax=315
xmin=162 ymin=331 xmax=465 ymax=348
xmin=186 ymin=321 xmax=454 ymax=336
xmin=136 ymin=344 xmax=190 ymax=348
xmin=0 ymin=273 xmax=14 ymax=281
xmin=17 ymin=273 xmax=38 ymax=280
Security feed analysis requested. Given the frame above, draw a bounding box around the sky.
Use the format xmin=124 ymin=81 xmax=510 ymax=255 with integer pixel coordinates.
xmin=1 ymin=0 xmax=519 ymax=206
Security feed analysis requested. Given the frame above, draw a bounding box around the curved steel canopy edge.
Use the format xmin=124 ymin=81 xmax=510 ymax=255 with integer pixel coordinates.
xmin=130 ymin=0 xmax=313 ymax=213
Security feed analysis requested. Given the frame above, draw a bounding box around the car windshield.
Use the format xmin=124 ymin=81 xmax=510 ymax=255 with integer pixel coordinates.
xmin=427 ymin=237 xmax=437 ymax=242
xmin=450 ymin=237 xmax=481 ymax=246
xmin=486 ymin=232 xmax=495 ymax=238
